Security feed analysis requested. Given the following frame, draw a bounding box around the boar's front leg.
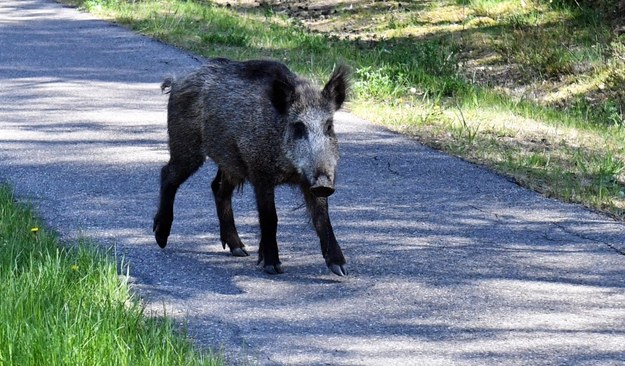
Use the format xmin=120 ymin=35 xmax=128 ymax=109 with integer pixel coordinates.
xmin=211 ymin=168 xmax=249 ymax=257
xmin=254 ymin=184 xmax=283 ymax=274
xmin=302 ymin=186 xmax=347 ymax=276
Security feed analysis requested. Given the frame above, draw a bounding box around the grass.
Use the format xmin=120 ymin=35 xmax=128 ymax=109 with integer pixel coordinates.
xmin=60 ymin=0 xmax=625 ymax=219
xmin=0 ymin=185 xmax=221 ymax=365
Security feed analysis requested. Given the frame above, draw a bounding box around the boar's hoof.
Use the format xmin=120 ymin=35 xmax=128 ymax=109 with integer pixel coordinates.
xmin=231 ymin=247 xmax=249 ymax=257
xmin=153 ymin=220 xmax=170 ymax=248
xmin=328 ymin=263 xmax=348 ymax=277
xmin=264 ymin=263 xmax=284 ymax=275
xmin=155 ymin=232 xmax=168 ymax=248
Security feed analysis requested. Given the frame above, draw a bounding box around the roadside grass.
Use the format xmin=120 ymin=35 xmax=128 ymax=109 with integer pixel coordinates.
xmin=0 ymin=185 xmax=221 ymax=365
xmin=64 ymin=0 xmax=625 ymax=218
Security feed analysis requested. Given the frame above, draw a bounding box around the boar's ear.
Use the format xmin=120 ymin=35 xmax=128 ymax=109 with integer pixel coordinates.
xmin=270 ymin=78 xmax=295 ymax=115
xmin=322 ymin=64 xmax=350 ymax=110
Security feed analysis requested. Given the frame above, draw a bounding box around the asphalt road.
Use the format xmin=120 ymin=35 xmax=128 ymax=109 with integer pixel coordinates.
xmin=1 ymin=1 xmax=625 ymax=365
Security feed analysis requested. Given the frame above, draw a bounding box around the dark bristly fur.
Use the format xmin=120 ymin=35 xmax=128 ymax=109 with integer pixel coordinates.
xmin=153 ymin=58 xmax=350 ymax=276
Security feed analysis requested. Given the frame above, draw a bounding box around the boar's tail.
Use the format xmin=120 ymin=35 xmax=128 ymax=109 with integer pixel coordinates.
xmin=161 ymin=77 xmax=175 ymax=94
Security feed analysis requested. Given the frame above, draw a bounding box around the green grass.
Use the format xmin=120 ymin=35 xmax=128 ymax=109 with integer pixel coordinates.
xmin=0 ymin=185 xmax=221 ymax=365
xmin=63 ymin=0 xmax=625 ymax=218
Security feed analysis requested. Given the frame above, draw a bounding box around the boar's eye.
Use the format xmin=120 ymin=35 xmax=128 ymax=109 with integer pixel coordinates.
xmin=325 ymin=119 xmax=334 ymax=135
xmin=292 ymin=122 xmax=307 ymax=140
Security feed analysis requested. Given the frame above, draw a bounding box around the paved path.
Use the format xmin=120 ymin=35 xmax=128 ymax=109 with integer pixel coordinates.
xmin=2 ymin=1 xmax=625 ymax=364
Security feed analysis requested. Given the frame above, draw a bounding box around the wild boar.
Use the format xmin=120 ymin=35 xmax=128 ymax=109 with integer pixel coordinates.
xmin=153 ymin=58 xmax=349 ymax=276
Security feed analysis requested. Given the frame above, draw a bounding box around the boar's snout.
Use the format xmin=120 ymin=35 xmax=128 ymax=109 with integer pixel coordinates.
xmin=310 ymin=174 xmax=335 ymax=197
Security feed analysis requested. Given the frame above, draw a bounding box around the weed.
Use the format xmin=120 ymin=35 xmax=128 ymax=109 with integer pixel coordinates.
xmin=526 ymin=153 xmax=551 ymax=168
xmin=354 ymin=65 xmax=409 ymax=100
xmin=453 ymin=101 xmax=480 ymax=144
xmin=603 ymin=37 xmax=625 ymax=124
xmin=494 ymin=26 xmax=576 ymax=78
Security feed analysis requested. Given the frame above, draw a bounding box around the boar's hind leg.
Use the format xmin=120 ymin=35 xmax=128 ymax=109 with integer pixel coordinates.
xmin=153 ymin=156 xmax=204 ymax=248
xmin=211 ymin=168 xmax=249 ymax=257
xmin=254 ymin=185 xmax=283 ymax=274
xmin=302 ymin=187 xmax=348 ymax=276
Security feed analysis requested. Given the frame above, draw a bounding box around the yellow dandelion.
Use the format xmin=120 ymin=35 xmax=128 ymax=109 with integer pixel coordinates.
xmin=31 ymin=227 xmax=39 ymax=233
xmin=71 ymin=264 xmax=79 ymax=271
